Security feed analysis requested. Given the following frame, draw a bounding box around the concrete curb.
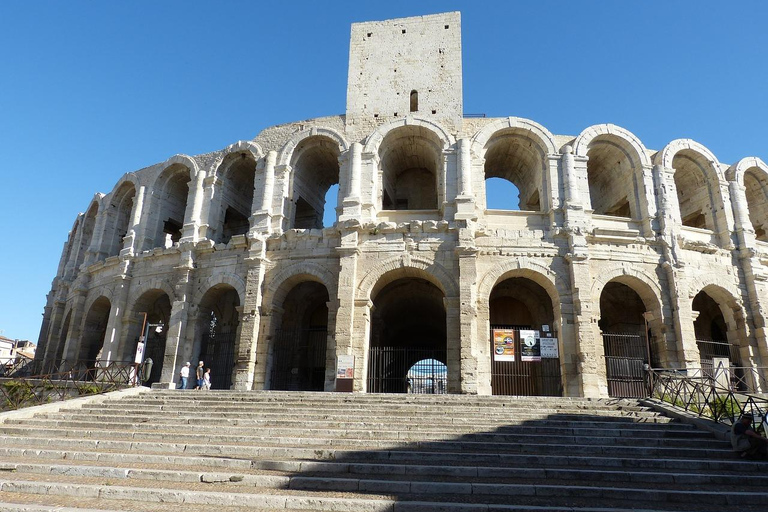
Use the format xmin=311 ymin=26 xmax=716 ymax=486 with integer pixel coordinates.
xmin=0 ymin=386 xmax=148 ymax=424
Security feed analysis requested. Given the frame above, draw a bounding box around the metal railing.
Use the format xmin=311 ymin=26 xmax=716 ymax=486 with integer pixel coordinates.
xmin=648 ymin=365 xmax=768 ymax=427
xmin=0 ymin=360 xmax=138 ymax=412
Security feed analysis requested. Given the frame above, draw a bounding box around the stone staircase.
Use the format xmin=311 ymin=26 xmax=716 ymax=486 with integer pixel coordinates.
xmin=0 ymin=389 xmax=766 ymax=512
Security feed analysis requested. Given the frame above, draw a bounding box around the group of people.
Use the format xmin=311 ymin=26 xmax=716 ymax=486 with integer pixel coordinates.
xmin=176 ymin=361 xmax=211 ymax=390
xmin=731 ymin=412 xmax=768 ymax=460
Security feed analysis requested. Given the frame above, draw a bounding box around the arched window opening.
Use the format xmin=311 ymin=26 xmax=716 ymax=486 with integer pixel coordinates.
xmin=270 ymin=281 xmax=329 ymax=391
xmin=74 ymin=204 xmax=99 ymax=270
xmin=672 ymin=152 xmax=716 ymax=230
xmin=744 ymin=169 xmax=768 ymax=242
xmin=125 ymin=290 xmax=171 ymax=386
xmin=489 ymin=277 xmax=561 ymax=396
xmin=323 ymin=183 xmax=339 ymax=228
xmin=693 ymin=291 xmax=740 ymax=369
xmin=80 ymin=297 xmax=111 ymax=375
xmin=380 ymin=126 xmax=441 ymax=210
xmin=291 ymin=136 xmax=340 ymax=229
xmin=599 ymin=281 xmax=655 ymax=398
xmin=195 ymin=285 xmax=239 ymax=390
xmin=407 ymin=359 xmax=446 ymax=394
xmin=104 ymin=183 xmax=136 ymax=257
xmin=483 ymin=130 xmax=545 ymax=212
xmin=410 ymin=90 xmax=418 ymax=112
xmin=368 ymin=277 xmax=446 ymax=393
xmin=150 ymin=164 xmax=190 ymax=249
xmin=216 ymin=153 xmax=256 ymax=244
xmin=586 ymin=139 xmax=637 ymax=219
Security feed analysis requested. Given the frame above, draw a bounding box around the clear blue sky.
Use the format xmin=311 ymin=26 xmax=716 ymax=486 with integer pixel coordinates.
xmin=1 ymin=1 xmax=766 ymax=342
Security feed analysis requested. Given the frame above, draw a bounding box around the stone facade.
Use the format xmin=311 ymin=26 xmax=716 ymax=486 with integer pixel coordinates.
xmin=36 ymin=12 xmax=768 ymax=396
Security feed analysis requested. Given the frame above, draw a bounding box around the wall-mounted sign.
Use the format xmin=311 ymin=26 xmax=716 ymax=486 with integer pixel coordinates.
xmin=134 ymin=342 xmax=145 ymax=364
xmin=540 ymin=338 xmax=559 ymax=358
xmin=337 ymin=355 xmax=355 ymax=379
xmin=520 ymin=330 xmax=541 ymax=361
xmin=492 ymin=329 xmax=516 ymax=361
xmin=541 ymin=325 xmax=549 ymax=333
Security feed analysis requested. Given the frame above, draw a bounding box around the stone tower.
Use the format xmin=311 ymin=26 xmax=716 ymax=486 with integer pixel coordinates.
xmin=345 ymin=12 xmax=463 ymax=129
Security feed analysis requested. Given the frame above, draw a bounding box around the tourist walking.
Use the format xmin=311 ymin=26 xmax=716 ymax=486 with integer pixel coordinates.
xmin=203 ymin=368 xmax=211 ymax=390
xmin=194 ymin=361 xmax=205 ymax=390
xmin=177 ymin=362 xmax=190 ymax=389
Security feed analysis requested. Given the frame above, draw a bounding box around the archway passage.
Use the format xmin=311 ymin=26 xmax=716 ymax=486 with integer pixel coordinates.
xmin=54 ymin=312 xmax=72 ymax=365
xmin=126 ymin=291 xmax=171 ymax=387
xmin=269 ymin=281 xmax=329 ymax=391
xmin=104 ymin=182 xmax=135 ymax=257
xmin=489 ymin=277 xmax=561 ymax=396
xmin=743 ymin=168 xmax=768 ymax=242
xmin=196 ymin=285 xmax=239 ymax=390
xmin=216 ymin=152 xmax=256 ymax=244
xmin=367 ymin=278 xmax=447 ymax=394
xmin=599 ymin=282 xmax=653 ymax=398
xmin=693 ymin=290 xmax=741 ymax=369
xmin=380 ymin=126 xmax=441 ymax=210
xmin=673 ymin=151 xmax=716 ymax=230
xmin=291 ymin=136 xmax=340 ymax=229
xmin=149 ymin=164 xmax=190 ymax=249
xmin=483 ymin=130 xmax=545 ymax=211
xmin=80 ymin=297 xmax=111 ymax=374
xmin=586 ymin=138 xmax=639 ymax=219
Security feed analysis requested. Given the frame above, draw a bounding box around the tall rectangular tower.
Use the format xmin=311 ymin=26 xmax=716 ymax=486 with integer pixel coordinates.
xmin=346 ymin=12 xmax=463 ymax=128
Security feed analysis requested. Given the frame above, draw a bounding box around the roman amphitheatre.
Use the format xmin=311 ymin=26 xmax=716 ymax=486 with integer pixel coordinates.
xmin=35 ymin=10 xmax=768 ymax=398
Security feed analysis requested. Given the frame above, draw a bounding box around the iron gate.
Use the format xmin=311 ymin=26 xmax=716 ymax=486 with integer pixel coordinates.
xmin=490 ymin=325 xmax=562 ymax=396
xmin=367 ymin=347 xmax=448 ymax=394
xmin=603 ymin=332 xmax=648 ymax=398
xmin=270 ymin=328 xmax=327 ymax=391
xmin=143 ymin=332 xmax=167 ymax=386
xmin=201 ymin=330 xmax=236 ymax=390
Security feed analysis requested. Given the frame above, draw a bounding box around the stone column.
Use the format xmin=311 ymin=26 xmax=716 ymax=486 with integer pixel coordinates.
xmin=233 ymin=237 xmax=269 ymax=390
xmin=561 ymin=145 xmax=581 ymax=207
xmin=62 ymin=285 xmax=89 ymax=362
xmin=334 ymin=239 xmax=361 ymax=390
xmin=638 ymin=165 xmax=657 ymax=238
xmin=85 ymin=203 xmax=108 ymax=265
xmin=444 ymin=296 xmax=462 ymax=394
xmin=42 ymin=299 xmax=66 ymax=364
xmin=340 ymin=143 xmax=362 ymax=221
xmin=351 ymin=298 xmax=372 ymax=392
xmin=272 ymin=164 xmax=291 ymax=232
xmin=121 ymin=185 xmax=145 ymax=256
xmin=250 ymin=151 xmax=276 ymax=234
xmin=181 ymin=170 xmax=207 ymax=243
xmin=456 ymin=242 xmax=481 ymax=394
xmin=157 ymin=251 xmax=194 ymax=387
xmin=99 ymin=276 xmax=132 ymax=364
xmin=455 ymin=138 xmax=476 ymax=221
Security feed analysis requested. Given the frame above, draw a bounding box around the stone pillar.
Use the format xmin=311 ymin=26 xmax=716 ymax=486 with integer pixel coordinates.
xmin=181 ymin=170 xmax=208 ymax=243
xmin=456 ymin=235 xmax=481 ymax=394
xmin=250 ymin=151 xmax=276 ymax=234
xmin=561 ymin=145 xmax=581 ymax=207
xmin=121 ymin=185 xmax=145 ymax=256
xmin=324 ymin=299 xmax=340 ymax=391
xmin=99 ymin=276 xmax=132 ymax=364
xmin=638 ymin=165 xmax=657 ymax=238
xmin=455 ymin=138 xmax=476 ymax=221
xmin=233 ymin=237 xmax=268 ymax=390
xmin=444 ymin=296 xmax=462 ymax=393
xmin=42 ymin=299 xmax=66 ymax=364
xmin=351 ymin=298 xmax=372 ymax=392
xmin=85 ymin=203 xmax=108 ymax=265
xmin=334 ymin=238 xmax=361 ymax=390
xmin=157 ymin=250 xmax=194 ymax=387
xmin=272 ymin=164 xmax=291 ymax=232
xmin=340 ymin=143 xmax=362 ymax=221
xmin=62 ymin=285 xmax=89 ymax=362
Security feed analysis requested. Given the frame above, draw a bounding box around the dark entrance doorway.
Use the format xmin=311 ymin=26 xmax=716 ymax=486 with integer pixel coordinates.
xmin=196 ymin=285 xmax=240 ymax=390
xmin=366 ymin=278 xmax=447 ymax=393
xmin=128 ymin=290 xmax=171 ymax=387
xmin=693 ymin=290 xmax=742 ymax=378
xmin=599 ymin=282 xmax=652 ymax=398
xmin=269 ymin=281 xmax=329 ymax=391
xmin=489 ymin=278 xmax=561 ymax=396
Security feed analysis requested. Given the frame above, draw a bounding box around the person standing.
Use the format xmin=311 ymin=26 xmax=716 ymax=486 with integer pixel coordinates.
xmin=177 ymin=362 xmax=191 ymax=389
xmin=194 ymin=361 xmax=205 ymax=390
xmin=202 ymin=368 xmax=211 ymax=390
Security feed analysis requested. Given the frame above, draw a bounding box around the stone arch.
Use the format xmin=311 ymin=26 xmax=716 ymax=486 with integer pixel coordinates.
xmin=470 ymin=117 xmax=557 ymax=157
xmin=107 ymin=173 xmax=140 ymax=197
xmin=157 ymin=154 xmax=198 ymax=180
xmin=102 ymin=180 xmax=137 ymax=257
xmin=356 ymin=255 xmax=459 ymax=302
xmin=127 ymin=278 xmax=177 ymax=310
xmin=74 ymin=197 xmax=102 ymax=270
xmin=478 ymin=259 xmax=564 ymax=308
xmin=193 ymin=273 xmax=246 ymax=306
xmin=727 ymin=157 xmax=768 ymax=186
xmin=728 ymin=157 xmax=768 ymax=241
xmin=79 ymin=294 xmax=112 ymax=366
xmin=147 ymin=156 xmax=194 ymax=249
xmin=573 ymin=124 xmax=651 ymax=167
xmin=84 ymin=286 xmax=115 ymax=315
xmin=265 ymin=261 xmax=337 ymax=309
xmin=655 ymin=139 xmax=724 ymax=181
xmin=210 ymin=140 xmax=265 ymax=172
xmin=208 ymin=146 xmax=259 ymax=243
xmin=277 ymin=127 xmax=349 ymax=167
xmin=590 ymin=264 xmax=664 ymax=314
xmin=363 ymin=116 xmax=455 ymax=155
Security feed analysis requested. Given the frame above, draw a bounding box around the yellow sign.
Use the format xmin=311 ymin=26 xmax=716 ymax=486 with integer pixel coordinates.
xmin=493 ymin=329 xmax=515 ymax=361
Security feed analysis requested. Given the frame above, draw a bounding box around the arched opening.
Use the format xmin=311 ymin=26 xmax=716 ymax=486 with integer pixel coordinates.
xmin=743 ymin=168 xmax=768 ymax=242
xmin=54 ymin=311 xmax=72 ymax=365
xmin=269 ymin=281 xmax=329 ymax=391
xmin=195 ymin=284 xmax=240 ymax=390
xmin=104 ymin=183 xmax=136 ymax=257
xmin=672 ymin=151 xmax=717 ymax=230
xmin=380 ymin=126 xmax=442 ymax=210
xmin=586 ymin=137 xmax=639 ymax=218
xmin=367 ymin=277 xmax=446 ymax=393
xmin=483 ymin=130 xmax=545 ymax=211
xmin=692 ymin=290 xmax=741 ymax=369
xmin=75 ymin=203 xmax=99 ymax=269
xmin=80 ymin=297 xmax=111 ymax=372
xmin=125 ymin=290 xmax=171 ymax=386
xmin=599 ymin=281 xmax=654 ymax=397
xmin=406 ymin=359 xmax=446 ymax=393
xmin=485 ymin=177 xmax=520 ymax=210
xmin=62 ymin=221 xmax=79 ymax=275
xmin=323 ymin=183 xmax=339 ymax=228
xmin=410 ymin=90 xmax=418 ymax=112
xmin=149 ymin=164 xmax=190 ymax=249
xmin=291 ymin=136 xmax=340 ymax=229
xmin=489 ymin=277 xmax=560 ymax=396
xmin=215 ymin=152 xmax=256 ymax=244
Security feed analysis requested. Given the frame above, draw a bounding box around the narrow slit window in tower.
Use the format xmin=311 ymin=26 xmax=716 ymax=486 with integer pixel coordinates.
xmin=410 ymin=90 xmax=418 ymax=112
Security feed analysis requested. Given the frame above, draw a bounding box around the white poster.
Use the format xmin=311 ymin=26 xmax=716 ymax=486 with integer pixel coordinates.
xmin=540 ymin=338 xmax=559 ymax=358
xmin=134 ymin=342 xmax=145 ymax=364
xmin=337 ymin=355 xmax=355 ymax=379
xmin=520 ymin=330 xmax=540 ymax=361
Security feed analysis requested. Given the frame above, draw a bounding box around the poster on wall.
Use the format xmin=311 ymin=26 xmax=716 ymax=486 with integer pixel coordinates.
xmin=520 ymin=330 xmax=541 ymax=361
xmin=336 ymin=355 xmax=355 ymax=379
xmin=492 ymin=329 xmax=516 ymax=361
xmin=540 ymin=338 xmax=559 ymax=358
xmin=134 ymin=342 xmax=145 ymax=364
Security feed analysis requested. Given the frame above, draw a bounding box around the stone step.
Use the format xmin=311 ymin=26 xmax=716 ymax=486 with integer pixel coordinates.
xmin=1 ymin=473 xmax=766 ymax=510
xmin=0 ymin=425 xmax=722 ymax=449
xmin=6 ymin=418 xmax=708 ymax=439
xmin=0 ymin=432 xmax=736 ymax=461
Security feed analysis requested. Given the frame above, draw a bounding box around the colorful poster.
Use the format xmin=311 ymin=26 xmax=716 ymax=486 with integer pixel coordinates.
xmin=336 ymin=355 xmax=355 ymax=379
xmin=540 ymin=338 xmax=559 ymax=358
xmin=520 ymin=330 xmax=541 ymax=361
xmin=493 ymin=329 xmax=515 ymax=361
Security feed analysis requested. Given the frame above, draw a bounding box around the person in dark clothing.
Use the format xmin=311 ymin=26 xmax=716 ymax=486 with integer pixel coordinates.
xmin=731 ymin=413 xmax=768 ymax=459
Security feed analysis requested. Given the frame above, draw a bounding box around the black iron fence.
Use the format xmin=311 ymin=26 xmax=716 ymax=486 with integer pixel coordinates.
xmin=602 ymin=332 xmax=648 ymax=398
xmin=367 ymin=347 xmax=447 ymax=394
xmin=490 ymin=326 xmax=562 ymax=396
xmin=270 ymin=328 xmax=327 ymax=391
xmin=201 ymin=330 xmax=236 ymax=390
xmin=0 ymin=360 xmax=138 ymax=411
